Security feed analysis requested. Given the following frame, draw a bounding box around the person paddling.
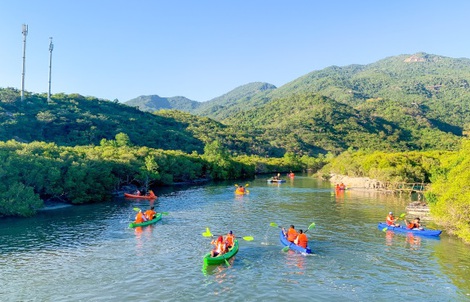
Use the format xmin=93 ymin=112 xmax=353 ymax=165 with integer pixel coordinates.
xmin=283 ymin=225 xmax=298 ymax=243
xmin=134 ymin=210 xmax=147 ymax=224
xmin=295 ymin=229 xmax=308 ymax=248
xmin=386 ymin=212 xmax=400 ymax=227
xmin=144 ymin=206 xmax=156 ymax=220
xmin=406 ymin=217 xmax=423 ymax=230
xmin=224 ymin=231 xmax=235 ymax=251
xmin=210 ymin=236 xmax=226 ymax=257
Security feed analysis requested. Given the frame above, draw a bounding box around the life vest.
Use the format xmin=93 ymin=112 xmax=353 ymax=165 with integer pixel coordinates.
xmin=148 ymin=190 xmax=156 ymax=198
xmin=135 ymin=212 xmax=146 ymax=223
xmin=144 ymin=209 xmax=156 ymax=220
xmin=225 ymin=234 xmax=234 ymax=247
xmin=386 ymin=214 xmax=395 ymax=226
xmin=287 ymin=228 xmax=298 ymax=242
xmin=297 ymin=233 xmax=308 ymax=248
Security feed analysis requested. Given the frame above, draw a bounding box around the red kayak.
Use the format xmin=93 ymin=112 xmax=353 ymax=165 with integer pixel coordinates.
xmin=124 ymin=193 xmax=156 ymax=199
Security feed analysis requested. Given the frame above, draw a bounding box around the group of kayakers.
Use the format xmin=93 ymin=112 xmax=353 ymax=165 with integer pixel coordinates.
xmin=335 ymin=183 xmax=346 ymax=190
xmin=210 ymin=231 xmax=235 ymax=257
xmin=133 ymin=189 xmax=156 ymax=198
xmin=282 ymin=225 xmax=309 ymax=248
xmin=134 ymin=206 xmax=157 ymax=223
xmin=386 ymin=212 xmax=423 ymax=230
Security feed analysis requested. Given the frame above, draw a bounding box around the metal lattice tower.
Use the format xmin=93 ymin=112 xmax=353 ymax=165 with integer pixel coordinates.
xmin=21 ymin=24 xmax=28 ymax=101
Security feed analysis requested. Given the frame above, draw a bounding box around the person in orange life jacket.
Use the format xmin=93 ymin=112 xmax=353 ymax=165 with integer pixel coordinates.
xmin=134 ymin=210 xmax=147 ymax=224
xmin=294 ymin=229 xmax=308 ymax=248
xmin=406 ymin=217 xmax=423 ymax=230
xmin=237 ymin=186 xmax=245 ymax=193
xmin=144 ymin=206 xmax=156 ymax=220
xmin=386 ymin=212 xmax=400 ymax=227
xmin=210 ymin=236 xmax=226 ymax=257
xmin=282 ymin=225 xmax=298 ymax=242
xmin=224 ymin=231 xmax=235 ymax=250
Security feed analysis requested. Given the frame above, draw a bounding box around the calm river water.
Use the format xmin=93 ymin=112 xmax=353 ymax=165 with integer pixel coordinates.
xmin=1 ymin=175 xmax=469 ymax=301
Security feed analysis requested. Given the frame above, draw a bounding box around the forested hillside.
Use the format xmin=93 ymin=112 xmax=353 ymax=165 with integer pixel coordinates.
xmin=227 ymin=93 xmax=460 ymax=155
xmin=265 ymin=53 xmax=470 ymax=131
xmin=0 ymin=88 xmax=281 ymax=156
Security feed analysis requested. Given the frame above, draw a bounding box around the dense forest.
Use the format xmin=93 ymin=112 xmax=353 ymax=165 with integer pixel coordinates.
xmin=2 ymin=52 xmax=470 ymax=243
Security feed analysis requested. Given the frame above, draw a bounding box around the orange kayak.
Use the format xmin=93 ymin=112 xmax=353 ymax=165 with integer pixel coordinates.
xmin=235 ymin=189 xmax=247 ymax=195
xmin=124 ymin=193 xmax=156 ymax=199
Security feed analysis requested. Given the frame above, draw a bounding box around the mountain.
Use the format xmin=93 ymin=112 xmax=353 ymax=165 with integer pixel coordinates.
xmin=123 ymin=82 xmax=276 ymax=119
xmin=124 ymin=95 xmax=199 ymax=112
xmin=263 ymin=53 xmax=470 ymax=130
xmin=1 ymin=52 xmax=468 ymax=157
xmin=193 ymin=82 xmax=277 ymax=120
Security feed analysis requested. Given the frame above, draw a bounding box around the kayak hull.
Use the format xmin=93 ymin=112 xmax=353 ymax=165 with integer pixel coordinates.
xmin=377 ymin=223 xmax=442 ymax=237
xmin=235 ymin=189 xmax=247 ymax=195
xmin=129 ymin=213 xmax=162 ymax=228
xmin=280 ymin=230 xmax=312 ymax=254
xmin=124 ymin=193 xmax=156 ymax=199
xmin=203 ymin=240 xmax=239 ymax=265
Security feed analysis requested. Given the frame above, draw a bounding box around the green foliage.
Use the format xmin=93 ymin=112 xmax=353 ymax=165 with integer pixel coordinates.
xmin=428 ymin=139 xmax=470 ymax=243
xmin=322 ymin=149 xmax=451 ymax=183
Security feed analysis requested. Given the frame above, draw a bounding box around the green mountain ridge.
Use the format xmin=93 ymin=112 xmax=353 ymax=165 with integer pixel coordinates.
xmin=0 ymin=52 xmax=467 ymax=157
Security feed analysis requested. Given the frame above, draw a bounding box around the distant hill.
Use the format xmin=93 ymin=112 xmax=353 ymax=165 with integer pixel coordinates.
xmin=124 ymin=82 xmax=276 ymax=119
xmin=124 ymin=95 xmax=199 ymax=112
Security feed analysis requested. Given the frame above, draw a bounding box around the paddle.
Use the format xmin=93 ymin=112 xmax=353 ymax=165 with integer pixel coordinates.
xmin=234 ymin=183 xmax=250 ymax=194
xmin=270 ymin=222 xmax=315 ymax=231
xmin=202 ymin=228 xmax=254 ymax=241
xmin=133 ymin=207 xmax=169 ymax=215
xmin=382 ymin=213 xmax=406 ymax=231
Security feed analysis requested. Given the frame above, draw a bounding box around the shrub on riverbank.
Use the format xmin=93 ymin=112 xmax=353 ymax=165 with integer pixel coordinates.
xmin=427 ymin=139 xmax=470 ymax=243
xmin=0 ymin=139 xmax=326 ymax=217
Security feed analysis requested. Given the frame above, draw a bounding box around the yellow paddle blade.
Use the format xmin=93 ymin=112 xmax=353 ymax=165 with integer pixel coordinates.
xmin=202 ymin=227 xmax=213 ymax=237
xmin=270 ymin=222 xmax=278 ymax=227
xmin=234 ymin=184 xmax=239 ymax=187
xmin=382 ymin=227 xmax=388 ymax=232
xmin=245 ymin=184 xmax=249 ymax=187
xmin=242 ymin=236 xmax=254 ymax=241
xmin=133 ymin=207 xmax=141 ymax=212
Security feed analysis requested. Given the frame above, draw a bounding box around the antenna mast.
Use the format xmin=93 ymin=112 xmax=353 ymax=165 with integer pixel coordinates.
xmin=47 ymin=37 xmax=54 ymax=102
xmin=21 ymin=24 xmax=28 ymax=101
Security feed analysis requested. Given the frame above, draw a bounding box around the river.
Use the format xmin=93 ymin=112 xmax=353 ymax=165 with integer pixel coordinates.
xmin=0 ymin=175 xmax=469 ymax=301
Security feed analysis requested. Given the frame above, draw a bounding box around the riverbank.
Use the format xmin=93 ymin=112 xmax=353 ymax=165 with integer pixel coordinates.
xmin=328 ymin=174 xmax=433 ymax=220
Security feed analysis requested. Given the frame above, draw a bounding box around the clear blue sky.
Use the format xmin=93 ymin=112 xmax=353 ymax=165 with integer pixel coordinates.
xmin=1 ymin=0 xmax=470 ymax=102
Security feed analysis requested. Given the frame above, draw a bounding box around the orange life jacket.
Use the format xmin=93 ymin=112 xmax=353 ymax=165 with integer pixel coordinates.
xmin=297 ymin=233 xmax=308 ymax=248
xmin=148 ymin=190 xmax=156 ymax=198
xmin=386 ymin=214 xmax=395 ymax=226
xmin=287 ymin=228 xmax=298 ymax=242
xmin=135 ymin=212 xmax=146 ymax=223
xmin=144 ymin=210 xmax=156 ymax=220
xmin=225 ymin=234 xmax=234 ymax=247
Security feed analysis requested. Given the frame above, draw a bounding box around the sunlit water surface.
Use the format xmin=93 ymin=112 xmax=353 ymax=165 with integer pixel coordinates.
xmin=1 ymin=175 xmax=469 ymax=301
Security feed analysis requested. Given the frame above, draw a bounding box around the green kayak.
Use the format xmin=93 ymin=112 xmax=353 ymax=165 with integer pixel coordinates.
xmin=129 ymin=212 xmax=162 ymax=228
xmin=203 ymin=239 xmax=239 ymax=265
